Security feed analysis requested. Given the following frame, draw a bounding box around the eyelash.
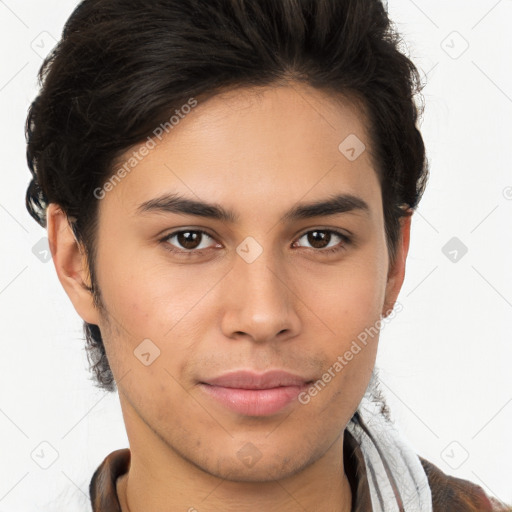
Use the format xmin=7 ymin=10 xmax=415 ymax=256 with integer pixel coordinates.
xmin=159 ymin=228 xmax=352 ymax=257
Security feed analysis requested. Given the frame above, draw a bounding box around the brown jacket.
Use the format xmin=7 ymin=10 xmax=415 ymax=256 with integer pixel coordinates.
xmin=89 ymin=431 xmax=511 ymax=511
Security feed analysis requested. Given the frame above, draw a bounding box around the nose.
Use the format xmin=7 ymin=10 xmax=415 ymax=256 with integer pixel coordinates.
xmin=220 ymin=247 xmax=302 ymax=344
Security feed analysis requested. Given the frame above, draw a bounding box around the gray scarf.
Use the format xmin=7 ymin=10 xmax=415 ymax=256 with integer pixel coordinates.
xmin=346 ymin=371 xmax=433 ymax=511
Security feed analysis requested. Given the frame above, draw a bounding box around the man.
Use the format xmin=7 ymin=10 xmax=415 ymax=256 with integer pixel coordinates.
xmin=25 ymin=0 xmax=511 ymax=510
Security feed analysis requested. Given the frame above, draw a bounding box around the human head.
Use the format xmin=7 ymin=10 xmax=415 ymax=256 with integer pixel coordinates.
xmin=25 ymin=0 xmax=428 ymax=394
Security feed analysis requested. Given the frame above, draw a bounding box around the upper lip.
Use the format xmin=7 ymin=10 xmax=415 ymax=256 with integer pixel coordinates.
xmin=201 ymin=370 xmax=313 ymax=389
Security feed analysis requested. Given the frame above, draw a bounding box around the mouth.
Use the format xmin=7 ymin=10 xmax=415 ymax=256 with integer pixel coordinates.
xmin=199 ymin=370 xmax=315 ymax=416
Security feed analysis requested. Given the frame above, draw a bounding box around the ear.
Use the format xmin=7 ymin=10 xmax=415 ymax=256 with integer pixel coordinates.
xmin=382 ymin=210 xmax=412 ymax=317
xmin=46 ymin=203 xmax=102 ymax=325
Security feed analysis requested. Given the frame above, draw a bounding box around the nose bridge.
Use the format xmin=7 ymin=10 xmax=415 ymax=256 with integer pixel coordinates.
xmin=221 ymin=239 xmax=300 ymax=341
xmin=239 ymin=248 xmax=283 ymax=304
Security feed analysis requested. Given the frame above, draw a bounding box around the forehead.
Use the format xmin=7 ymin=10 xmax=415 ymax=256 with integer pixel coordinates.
xmin=104 ymin=83 xmax=381 ymax=223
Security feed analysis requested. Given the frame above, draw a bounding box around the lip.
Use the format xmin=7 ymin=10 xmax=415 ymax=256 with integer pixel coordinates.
xmin=199 ymin=370 xmax=314 ymax=416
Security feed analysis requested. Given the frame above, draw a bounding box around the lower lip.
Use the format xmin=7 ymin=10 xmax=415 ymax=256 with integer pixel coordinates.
xmin=199 ymin=383 xmax=310 ymax=416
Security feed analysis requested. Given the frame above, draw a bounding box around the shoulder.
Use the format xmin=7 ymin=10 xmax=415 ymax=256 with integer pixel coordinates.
xmin=89 ymin=448 xmax=131 ymax=511
xmin=419 ymin=456 xmax=511 ymax=512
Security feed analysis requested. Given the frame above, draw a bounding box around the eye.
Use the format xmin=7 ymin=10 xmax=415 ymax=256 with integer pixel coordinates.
xmin=160 ymin=227 xmax=352 ymax=258
xmin=162 ymin=229 xmax=220 ymax=253
xmin=293 ymin=229 xmax=351 ymax=254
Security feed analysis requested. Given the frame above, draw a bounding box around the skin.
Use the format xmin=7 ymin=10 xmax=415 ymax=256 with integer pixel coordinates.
xmin=47 ymin=82 xmax=411 ymax=512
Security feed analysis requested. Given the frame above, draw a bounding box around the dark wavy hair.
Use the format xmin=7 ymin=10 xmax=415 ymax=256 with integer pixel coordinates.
xmin=25 ymin=0 xmax=429 ymax=392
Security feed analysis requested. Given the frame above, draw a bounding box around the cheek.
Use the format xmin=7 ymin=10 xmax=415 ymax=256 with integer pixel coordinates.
xmin=298 ymin=254 xmax=386 ymax=402
xmin=97 ymin=241 xmax=222 ymax=341
xmin=95 ymin=247 xmax=229 ymax=395
xmin=301 ymin=254 xmax=387 ymax=331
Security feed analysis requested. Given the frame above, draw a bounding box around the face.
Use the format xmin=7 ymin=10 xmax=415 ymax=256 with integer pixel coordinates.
xmin=51 ymin=82 xmax=409 ymax=483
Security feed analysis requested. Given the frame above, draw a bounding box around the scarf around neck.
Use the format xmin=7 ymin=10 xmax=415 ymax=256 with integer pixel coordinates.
xmin=346 ymin=371 xmax=433 ymax=512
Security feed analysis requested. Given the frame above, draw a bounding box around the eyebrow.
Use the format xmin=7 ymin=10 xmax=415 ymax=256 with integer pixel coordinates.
xmin=136 ymin=192 xmax=370 ymax=223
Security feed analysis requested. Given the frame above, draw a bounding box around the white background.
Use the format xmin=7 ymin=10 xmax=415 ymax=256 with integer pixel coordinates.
xmin=1 ymin=0 xmax=511 ymax=510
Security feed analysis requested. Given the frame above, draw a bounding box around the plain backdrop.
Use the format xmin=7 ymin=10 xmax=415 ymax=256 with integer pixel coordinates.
xmin=1 ymin=0 xmax=511 ymax=510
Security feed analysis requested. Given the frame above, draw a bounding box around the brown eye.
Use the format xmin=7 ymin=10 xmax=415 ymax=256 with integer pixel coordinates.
xmin=294 ymin=229 xmax=351 ymax=253
xmin=176 ymin=231 xmax=202 ymax=249
xmin=164 ymin=230 xmax=217 ymax=252
xmin=306 ymin=230 xmax=331 ymax=249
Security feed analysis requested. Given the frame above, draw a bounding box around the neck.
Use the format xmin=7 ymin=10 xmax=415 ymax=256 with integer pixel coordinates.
xmin=117 ymin=451 xmax=352 ymax=512
xmin=116 ymin=396 xmax=353 ymax=512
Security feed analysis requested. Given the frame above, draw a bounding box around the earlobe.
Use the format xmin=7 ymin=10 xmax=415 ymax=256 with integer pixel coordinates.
xmin=382 ymin=211 xmax=412 ymax=317
xmin=46 ymin=203 xmax=102 ymax=325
